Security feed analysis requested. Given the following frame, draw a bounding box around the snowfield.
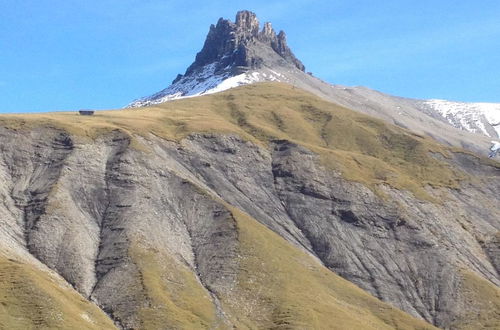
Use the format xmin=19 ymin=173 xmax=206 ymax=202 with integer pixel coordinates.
xmin=425 ymin=99 xmax=500 ymax=138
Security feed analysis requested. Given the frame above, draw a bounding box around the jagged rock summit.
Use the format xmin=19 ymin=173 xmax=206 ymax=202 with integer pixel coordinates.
xmin=129 ymin=10 xmax=305 ymax=107
xmin=184 ymin=10 xmax=305 ymax=75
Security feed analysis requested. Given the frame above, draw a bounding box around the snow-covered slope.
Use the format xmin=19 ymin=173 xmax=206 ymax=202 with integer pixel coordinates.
xmin=128 ymin=65 xmax=285 ymax=107
xmin=421 ymin=100 xmax=500 ymax=138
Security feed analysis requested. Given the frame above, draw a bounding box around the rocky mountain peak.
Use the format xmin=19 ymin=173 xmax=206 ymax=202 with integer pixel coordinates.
xmin=181 ymin=10 xmax=305 ymax=79
xmin=261 ymin=22 xmax=275 ymax=39
xmin=235 ymin=10 xmax=260 ymax=36
xmin=130 ymin=10 xmax=307 ymax=107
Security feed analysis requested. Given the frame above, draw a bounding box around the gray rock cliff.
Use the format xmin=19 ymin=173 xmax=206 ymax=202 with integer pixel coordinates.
xmin=181 ymin=10 xmax=305 ymax=81
xmin=0 ymin=122 xmax=498 ymax=328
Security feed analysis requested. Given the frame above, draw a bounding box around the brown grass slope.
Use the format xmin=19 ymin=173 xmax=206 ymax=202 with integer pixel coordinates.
xmin=128 ymin=240 xmax=220 ymax=329
xmin=222 ymin=208 xmax=437 ymax=329
xmin=452 ymin=270 xmax=500 ymax=329
xmin=0 ymin=256 xmax=117 ymax=329
xmin=2 ymin=82 xmax=495 ymax=201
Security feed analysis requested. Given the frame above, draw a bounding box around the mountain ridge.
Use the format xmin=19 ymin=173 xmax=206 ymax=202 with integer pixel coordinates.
xmin=128 ymin=10 xmax=305 ymax=107
xmin=1 ymin=9 xmax=499 ymax=330
xmin=128 ymin=11 xmax=500 ymax=159
xmin=1 ymin=83 xmax=499 ymax=328
xmin=422 ymin=99 xmax=500 ymax=138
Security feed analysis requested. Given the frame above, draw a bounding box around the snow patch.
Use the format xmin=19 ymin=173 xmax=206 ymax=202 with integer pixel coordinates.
xmin=488 ymin=140 xmax=500 ymax=158
xmin=128 ymin=64 xmax=285 ymax=107
xmin=425 ymin=99 xmax=500 ymax=138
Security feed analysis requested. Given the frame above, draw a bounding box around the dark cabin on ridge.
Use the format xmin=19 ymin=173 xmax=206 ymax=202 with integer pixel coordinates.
xmin=79 ymin=110 xmax=94 ymax=116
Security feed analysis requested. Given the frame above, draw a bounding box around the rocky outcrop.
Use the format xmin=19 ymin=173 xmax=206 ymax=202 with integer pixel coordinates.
xmin=182 ymin=10 xmax=304 ymax=80
xmin=129 ymin=11 xmax=307 ymax=107
xmin=0 ymin=124 xmax=498 ymax=329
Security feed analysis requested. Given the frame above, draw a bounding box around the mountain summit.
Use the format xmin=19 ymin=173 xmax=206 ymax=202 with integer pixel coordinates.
xmin=1 ymin=10 xmax=500 ymax=329
xmin=129 ymin=10 xmax=306 ymax=107
xmin=185 ymin=10 xmax=305 ymax=75
xmin=129 ymin=10 xmax=498 ymax=157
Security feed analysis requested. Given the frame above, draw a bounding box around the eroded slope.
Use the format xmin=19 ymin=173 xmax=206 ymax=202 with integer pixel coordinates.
xmin=0 ymin=83 xmax=498 ymax=329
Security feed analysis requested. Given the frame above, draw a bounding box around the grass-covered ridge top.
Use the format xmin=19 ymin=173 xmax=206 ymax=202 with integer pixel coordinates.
xmin=0 ymin=82 xmax=478 ymax=200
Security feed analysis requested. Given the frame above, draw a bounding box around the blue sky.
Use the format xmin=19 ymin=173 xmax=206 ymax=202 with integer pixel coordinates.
xmin=1 ymin=0 xmax=499 ymax=113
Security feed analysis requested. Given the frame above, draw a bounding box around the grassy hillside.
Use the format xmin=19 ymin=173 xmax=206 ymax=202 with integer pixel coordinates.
xmin=451 ymin=270 xmax=500 ymax=329
xmin=0 ymin=82 xmax=477 ymax=201
xmin=0 ymin=255 xmax=116 ymax=329
xmin=128 ymin=242 xmax=219 ymax=329
xmin=0 ymin=83 xmax=496 ymax=328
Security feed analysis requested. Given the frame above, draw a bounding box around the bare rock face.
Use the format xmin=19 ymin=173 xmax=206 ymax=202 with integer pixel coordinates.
xmin=180 ymin=10 xmax=304 ymax=82
xmin=0 ymin=122 xmax=498 ymax=329
xmin=129 ymin=10 xmax=308 ymax=107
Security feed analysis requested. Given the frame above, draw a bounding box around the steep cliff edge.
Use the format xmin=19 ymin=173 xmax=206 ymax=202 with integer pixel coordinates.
xmin=0 ymin=83 xmax=499 ymax=329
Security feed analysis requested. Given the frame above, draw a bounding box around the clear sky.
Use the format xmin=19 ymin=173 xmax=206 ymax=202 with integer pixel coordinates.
xmin=1 ymin=0 xmax=499 ymax=113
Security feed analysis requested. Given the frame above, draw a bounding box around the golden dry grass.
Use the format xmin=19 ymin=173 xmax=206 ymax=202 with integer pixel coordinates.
xmin=128 ymin=241 xmax=219 ymax=329
xmin=0 ymin=256 xmax=116 ymax=329
xmin=0 ymin=82 xmax=474 ymax=201
xmin=450 ymin=270 xmax=500 ymax=329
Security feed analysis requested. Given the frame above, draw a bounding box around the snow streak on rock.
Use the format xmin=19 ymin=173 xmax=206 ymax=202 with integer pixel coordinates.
xmin=128 ymin=66 xmax=285 ymax=107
